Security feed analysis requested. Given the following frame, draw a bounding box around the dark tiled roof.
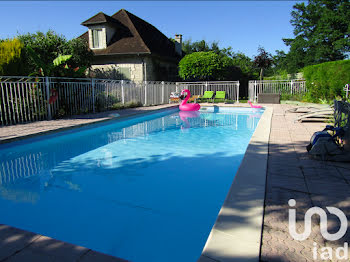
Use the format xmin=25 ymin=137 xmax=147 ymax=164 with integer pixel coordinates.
xmin=81 ymin=12 xmax=125 ymax=28
xmin=80 ymin=9 xmax=180 ymax=59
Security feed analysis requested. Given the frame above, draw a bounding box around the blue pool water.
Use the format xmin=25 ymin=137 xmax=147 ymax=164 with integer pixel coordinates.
xmin=0 ymin=107 xmax=263 ymax=262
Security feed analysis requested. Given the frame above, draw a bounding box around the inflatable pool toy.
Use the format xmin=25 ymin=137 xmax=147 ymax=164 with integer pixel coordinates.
xmin=179 ymin=89 xmax=200 ymax=111
xmin=248 ymin=101 xmax=262 ymax=109
xmin=179 ymin=111 xmax=200 ymax=129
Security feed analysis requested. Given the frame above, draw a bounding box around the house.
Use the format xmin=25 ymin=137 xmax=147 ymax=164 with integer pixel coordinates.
xmin=80 ymin=9 xmax=183 ymax=82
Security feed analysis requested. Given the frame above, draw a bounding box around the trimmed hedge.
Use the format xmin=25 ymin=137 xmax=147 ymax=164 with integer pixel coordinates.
xmin=303 ymin=60 xmax=350 ymax=102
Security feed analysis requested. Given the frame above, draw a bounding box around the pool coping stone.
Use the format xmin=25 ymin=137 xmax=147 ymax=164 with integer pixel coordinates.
xmin=0 ymin=105 xmax=178 ymax=145
xmin=198 ymin=106 xmax=273 ymax=262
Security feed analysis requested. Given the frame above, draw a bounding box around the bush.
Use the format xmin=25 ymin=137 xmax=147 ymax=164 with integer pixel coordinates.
xmin=18 ymin=30 xmax=93 ymax=77
xmin=280 ymin=93 xmax=305 ymax=102
xmin=178 ymin=51 xmax=241 ymax=81
xmin=111 ymin=101 xmax=143 ymax=110
xmin=0 ymin=38 xmax=26 ymax=75
xmin=303 ymin=60 xmax=350 ymax=102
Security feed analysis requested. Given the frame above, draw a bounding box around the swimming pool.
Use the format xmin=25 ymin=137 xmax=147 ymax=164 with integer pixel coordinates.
xmin=0 ymin=107 xmax=263 ymax=262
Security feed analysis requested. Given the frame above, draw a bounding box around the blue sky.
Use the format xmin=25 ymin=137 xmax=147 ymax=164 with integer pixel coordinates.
xmin=0 ymin=1 xmax=302 ymax=58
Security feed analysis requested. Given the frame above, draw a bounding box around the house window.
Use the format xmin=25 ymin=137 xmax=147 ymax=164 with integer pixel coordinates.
xmin=92 ymin=29 xmax=103 ymax=48
xmin=118 ymin=67 xmax=131 ymax=80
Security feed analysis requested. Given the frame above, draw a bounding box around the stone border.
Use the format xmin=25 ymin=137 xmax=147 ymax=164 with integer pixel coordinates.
xmin=0 ymin=105 xmax=178 ymax=145
xmin=198 ymin=106 xmax=273 ymax=262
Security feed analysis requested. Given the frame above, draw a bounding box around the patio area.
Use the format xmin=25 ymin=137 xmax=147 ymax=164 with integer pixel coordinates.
xmin=0 ymin=103 xmax=349 ymax=261
xmin=261 ymin=104 xmax=350 ymax=262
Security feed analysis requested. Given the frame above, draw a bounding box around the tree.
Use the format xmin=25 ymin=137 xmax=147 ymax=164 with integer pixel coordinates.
xmin=178 ymin=51 xmax=241 ymax=81
xmin=18 ymin=30 xmax=93 ymax=77
xmin=182 ymin=39 xmax=222 ymax=55
xmin=253 ymin=47 xmax=273 ymax=80
xmin=230 ymin=52 xmax=258 ymax=79
xmin=61 ymin=38 xmax=94 ymax=75
xmin=283 ymin=0 xmax=350 ymax=70
xmin=26 ymin=45 xmax=86 ymax=77
xmin=0 ymin=38 xmax=26 ymax=75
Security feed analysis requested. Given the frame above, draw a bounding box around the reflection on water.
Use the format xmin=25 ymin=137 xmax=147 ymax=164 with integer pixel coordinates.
xmin=179 ymin=111 xmax=200 ymax=129
xmin=0 ymin=152 xmax=43 ymax=185
xmin=247 ymin=110 xmax=263 ymax=130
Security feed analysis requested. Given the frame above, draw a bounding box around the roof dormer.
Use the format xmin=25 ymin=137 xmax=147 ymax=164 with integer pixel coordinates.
xmin=81 ymin=12 xmax=120 ymax=50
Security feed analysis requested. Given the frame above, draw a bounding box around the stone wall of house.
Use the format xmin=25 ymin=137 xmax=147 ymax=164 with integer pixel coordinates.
xmin=90 ymin=56 xmax=144 ymax=82
xmin=144 ymin=57 xmax=178 ymax=82
xmin=90 ymin=56 xmax=179 ymax=82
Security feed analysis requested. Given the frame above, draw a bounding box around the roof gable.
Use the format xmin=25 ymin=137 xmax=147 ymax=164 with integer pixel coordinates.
xmin=81 ymin=12 xmax=109 ymax=25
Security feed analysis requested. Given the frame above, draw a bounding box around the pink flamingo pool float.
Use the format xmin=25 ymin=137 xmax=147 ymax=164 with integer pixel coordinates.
xmin=179 ymin=89 xmax=200 ymax=111
xmin=248 ymin=101 xmax=262 ymax=109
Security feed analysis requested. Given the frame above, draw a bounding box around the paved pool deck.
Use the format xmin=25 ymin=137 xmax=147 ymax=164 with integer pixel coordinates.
xmin=261 ymin=104 xmax=350 ymax=262
xmin=1 ymin=103 xmax=349 ymax=262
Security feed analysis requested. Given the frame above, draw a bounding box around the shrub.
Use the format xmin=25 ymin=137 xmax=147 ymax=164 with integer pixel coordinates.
xmin=303 ymin=60 xmax=350 ymax=102
xmin=0 ymin=38 xmax=26 ymax=75
xmin=18 ymin=30 xmax=93 ymax=77
xmin=178 ymin=51 xmax=241 ymax=81
xmin=280 ymin=93 xmax=305 ymax=102
xmin=111 ymin=100 xmax=143 ymax=110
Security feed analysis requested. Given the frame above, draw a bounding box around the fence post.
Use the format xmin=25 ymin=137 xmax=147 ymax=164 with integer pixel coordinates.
xmin=161 ymin=81 xmax=165 ymax=104
xmin=176 ymin=82 xmax=179 ymax=93
xmin=92 ymin=79 xmax=95 ymax=113
xmin=144 ymin=81 xmax=147 ymax=106
xmin=236 ymin=82 xmax=240 ymax=103
xmin=121 ymin=80 xmax=125 ymax=104
xmin=254 ymin=80 xmax=257 ymax=102
xmin=290 ymin=80 xmax=293 ymax=94
xmin=45 ymin=77 xmax=52 ymax=120
xmin=205 ymin=81 xmax=208 ymax=92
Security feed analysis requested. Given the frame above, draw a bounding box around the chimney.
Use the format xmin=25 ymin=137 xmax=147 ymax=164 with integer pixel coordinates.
xmin=174 ymin=34 xmax=182 ymax=56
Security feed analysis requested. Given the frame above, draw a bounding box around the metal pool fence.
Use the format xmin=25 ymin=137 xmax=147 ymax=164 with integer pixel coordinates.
xmin=0 ymin=77 xmax=240 ymax=126
xmin=248 ymin=80 xmax=307 ymax=102
xmin=0 ymin=77 xmax=179 ymax=126
xmin=177 ymin=81 xmax=240 ymax=101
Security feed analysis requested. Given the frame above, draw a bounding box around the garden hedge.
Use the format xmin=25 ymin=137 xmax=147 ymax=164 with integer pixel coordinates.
xmin=303 ymin=60 xmax=350 ymax=102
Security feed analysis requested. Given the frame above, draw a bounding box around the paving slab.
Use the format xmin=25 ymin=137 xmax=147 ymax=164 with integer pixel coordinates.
xmin=0 ymin=225 xmax=41 ymax=261
xmin=261 ymin=104 xmax=350 ymax=262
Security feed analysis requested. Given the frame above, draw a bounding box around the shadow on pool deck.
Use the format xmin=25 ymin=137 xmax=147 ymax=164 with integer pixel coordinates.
xmin=0 ymin=224 xmax=129 ymax=262
xmin=261 ymin=121 xmax=350 ymax=262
